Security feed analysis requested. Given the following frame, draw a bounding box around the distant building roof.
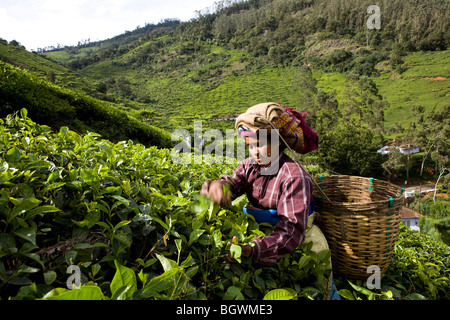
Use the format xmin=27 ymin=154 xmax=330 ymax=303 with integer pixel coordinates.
xmin=378 ymin=142 xmax=419 ymax=155
xmin=401 ymin=206 xmax=422 ymax=219
xmin=386 ymin=139 xmax=401 ymax=146
xmin=399 ymin=144 xmax=418 ymax=150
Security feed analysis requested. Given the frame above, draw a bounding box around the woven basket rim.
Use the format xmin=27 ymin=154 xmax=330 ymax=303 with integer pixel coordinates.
xmin=315 ymin=174 xmax=403 ymax=205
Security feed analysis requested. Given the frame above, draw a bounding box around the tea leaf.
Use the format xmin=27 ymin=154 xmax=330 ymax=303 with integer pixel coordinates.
xmin=223 ymin=286 xmax=244 ymax=300
xmin=41 ymin=285 xmax=106 ymax=300
xmin=13 ymin=227 xmax=36 ymax=246
xmin=141 ymin=267 xmax=183 ymax=298
xmin=8 ymin=198 xmax=41 ymax=224
xmin=156 ymin=253 xmax=178 ymax=272
xmin=110 ymin=260 xmax=137 ymax=300
xmin=263 ymin=288 xmax=297 ymax=300
xmin=6 ymin=147 xmax=20 ymax=163
xmin=188 ymin=229 xmax=205 ymax=245
xmin=230 ymin=244 xmax=242 ymax=263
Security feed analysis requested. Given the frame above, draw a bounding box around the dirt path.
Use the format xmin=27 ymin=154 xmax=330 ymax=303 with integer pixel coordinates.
xmin=404 ymin=76 xmax=448 ymax=80
xmin=404 ymin=184 xmax=436 ymax=193
xmin=421 ymin=76 xmax=447 ymax=80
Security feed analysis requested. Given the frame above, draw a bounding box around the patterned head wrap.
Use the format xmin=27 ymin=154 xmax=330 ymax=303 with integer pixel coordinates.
xmin=235 ymin=102 xmax=318 ymax=154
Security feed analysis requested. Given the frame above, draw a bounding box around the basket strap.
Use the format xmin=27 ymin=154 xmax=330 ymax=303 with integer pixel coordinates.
xmin=259 ymin=114 xmax=332 ymax=202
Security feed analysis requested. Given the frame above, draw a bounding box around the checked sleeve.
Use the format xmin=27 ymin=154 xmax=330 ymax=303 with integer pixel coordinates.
xmin=250 ymin=174 xmax=312 ymax=266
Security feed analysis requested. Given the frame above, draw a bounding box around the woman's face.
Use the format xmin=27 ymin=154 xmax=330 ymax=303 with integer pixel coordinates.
xmin=245 ymin=136 xmax=274 ymax=166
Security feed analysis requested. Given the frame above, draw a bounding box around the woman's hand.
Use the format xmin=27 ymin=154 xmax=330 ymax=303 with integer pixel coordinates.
xmin=226 ymin=236 xmax=253 ymax=263
xmin=200 ymin=180 xmax=231 ymax=205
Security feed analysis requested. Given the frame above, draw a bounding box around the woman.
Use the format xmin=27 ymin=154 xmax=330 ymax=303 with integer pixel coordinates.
xmin=201 ymin=102 xmax=318 ymax=266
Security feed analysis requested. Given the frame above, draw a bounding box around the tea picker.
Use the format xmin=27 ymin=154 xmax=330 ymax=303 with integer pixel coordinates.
xmin=201 ymin=102 xmax=340 ymax=300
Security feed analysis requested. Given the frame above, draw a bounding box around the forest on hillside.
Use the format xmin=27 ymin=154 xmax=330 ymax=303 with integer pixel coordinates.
xmin=49 ymin=0 xmax=448 ymax=72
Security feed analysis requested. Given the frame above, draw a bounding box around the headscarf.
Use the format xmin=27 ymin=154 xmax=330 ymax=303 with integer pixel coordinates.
xmin=235 ymin=102 xmax=319 ymax=154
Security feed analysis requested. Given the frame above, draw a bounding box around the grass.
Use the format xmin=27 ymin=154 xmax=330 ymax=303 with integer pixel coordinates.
xmin=373 ymin=50 xmax=450 ymax=128
xmin=401 ymin=51 xmax=450 ymax=79
xmin=375 ymin=77 xmax=449 ymax=128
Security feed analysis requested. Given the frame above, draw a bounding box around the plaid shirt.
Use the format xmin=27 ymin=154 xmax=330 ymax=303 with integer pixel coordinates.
xmin=206 ymin=153 xmax=313 ymax=266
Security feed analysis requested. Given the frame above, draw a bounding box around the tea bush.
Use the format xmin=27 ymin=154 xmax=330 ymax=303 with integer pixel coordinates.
xmin=0 ymin=62 xmax=173 ymax=148
xmin=336 ymin=224 xmax=450 ymax=300
xmin=1 ymin=110 xmax=448 ymax=300
xmin=0 ymin=110 xmax=331 ymax=300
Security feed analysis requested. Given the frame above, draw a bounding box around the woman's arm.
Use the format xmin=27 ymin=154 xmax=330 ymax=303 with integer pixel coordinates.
xmin=201 ymin=159 xmax=250 ymax=204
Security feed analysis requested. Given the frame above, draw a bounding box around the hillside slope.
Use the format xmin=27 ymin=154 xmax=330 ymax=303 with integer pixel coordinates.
xmin=2 ymin=0 xmax=448 ymax=138
xmin=0 ymin=61 xmax=173 ymax=148
xmin=0 ymin=41 xmax=99 ymax=96
xmin=36 ymin=0 xmax=448 ymax=132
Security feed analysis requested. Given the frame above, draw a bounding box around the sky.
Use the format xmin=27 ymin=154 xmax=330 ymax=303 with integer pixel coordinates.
xmin=0 ymin=0 xmax=220 ymax=51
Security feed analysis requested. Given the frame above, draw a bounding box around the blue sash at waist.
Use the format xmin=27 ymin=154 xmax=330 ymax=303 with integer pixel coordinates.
xmin=243 ymin=207 xmax=279 ymax=225
xmin=243 ymin=199 xmax=316 ymax=226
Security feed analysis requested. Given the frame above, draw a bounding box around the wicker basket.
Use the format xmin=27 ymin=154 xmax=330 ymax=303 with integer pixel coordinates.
xmin=313 ymin=175 xmax=403 ymax=280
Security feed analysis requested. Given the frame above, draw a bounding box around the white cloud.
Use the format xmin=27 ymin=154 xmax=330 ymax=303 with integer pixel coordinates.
xmin=0 ymin=0 xmax=219 ymax=51
xmin=0 ymin=7 xmax=22 ymax=43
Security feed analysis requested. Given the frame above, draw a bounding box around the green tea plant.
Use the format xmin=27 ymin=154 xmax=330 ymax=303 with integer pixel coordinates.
xmin=0 ymin=109 xmax=331 ymax=300
xmin=0 ymin=62 xmax=173 ymax=148
xmin=2 ymin=110 xmax=448 ymax=301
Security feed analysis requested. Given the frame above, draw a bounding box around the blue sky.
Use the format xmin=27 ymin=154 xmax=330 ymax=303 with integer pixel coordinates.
xmin=0 ymin=0 xmax=220 ymax=51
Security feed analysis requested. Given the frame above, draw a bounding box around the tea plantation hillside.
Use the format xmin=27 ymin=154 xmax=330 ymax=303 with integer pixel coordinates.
xmin=37 ymin=0 xmax=449 ymax=131
xmin=0 ymin=61 xmax=173 ymax=148
xmin=2 ymin=0 xmax=448 ymax=134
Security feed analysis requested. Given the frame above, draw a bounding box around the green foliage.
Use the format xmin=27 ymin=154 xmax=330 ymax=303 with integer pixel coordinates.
xmin=1 ymin=111 xmax=331 ymax=300
xmin=410 ymin=196 xmax=450 ymax=219
xmin=316 ymin=118 xmax=384 ymax=176
xmin=407 ymin=196 xmax=450 ymax=245
xmin=336 ymin=224 xmax=450 ymax=300
xmin=2 ymin=110 xmax=448 ymax=301
xmin=0 ymin=62 xmax=173 ymax=148
xmin=420 ymin=217 xmax=450 ymax=246
xmin=385 ymin=224 xmax=450 ymax=299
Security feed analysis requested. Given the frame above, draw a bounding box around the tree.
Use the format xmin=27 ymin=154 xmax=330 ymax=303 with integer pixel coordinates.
xmin=382 ymin=148 xmax=407 ymax=182
xmin=9 ymin=40 xmax=20 ymax=46
xmin=434 ymin=168 xmax=449 ymax=204
xmin=310 ymin=89 xmax=340 ymax=136
xmin=401 ymin=126 xmax=418 ymax=185
xmin=342 ymin=75 xmax=385 ymax=133
xmin=290 ymin=65 xmax=318 ymax=111
xmin=415 ymin=105 xmax=449 ymax=177
xmin=318 ymin=118 xmax=384 ymax=176
xmin=46 ymin=71 xmax=56 ymax=83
